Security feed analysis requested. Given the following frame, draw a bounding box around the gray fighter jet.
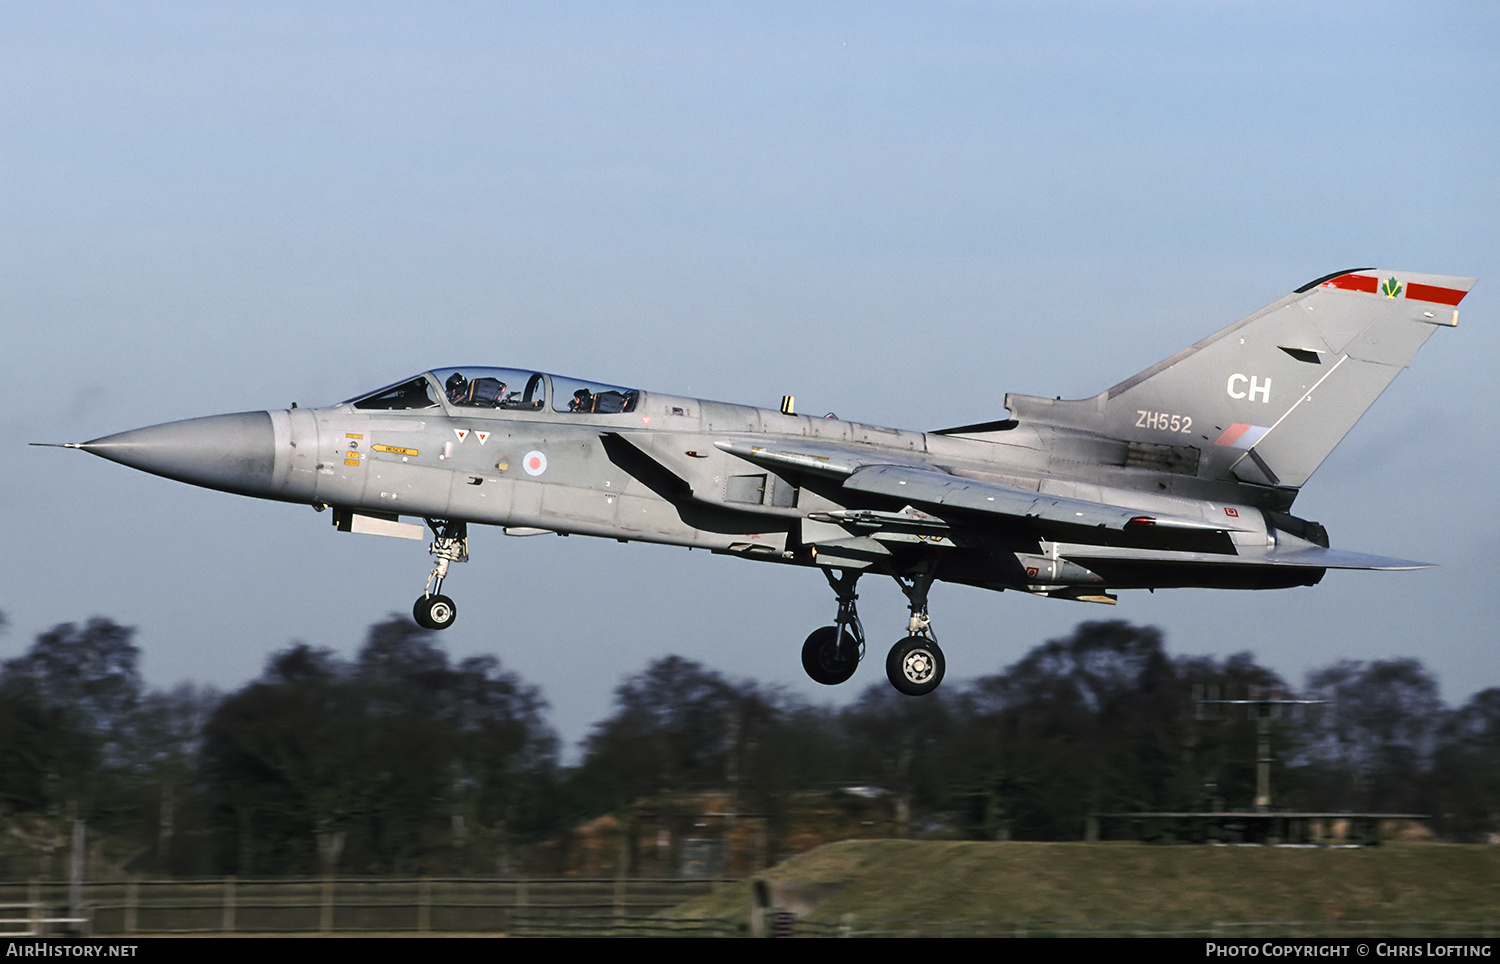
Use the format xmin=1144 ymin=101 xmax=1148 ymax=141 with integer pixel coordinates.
xmin=42 ymin=268 xmax=1475 ymax=695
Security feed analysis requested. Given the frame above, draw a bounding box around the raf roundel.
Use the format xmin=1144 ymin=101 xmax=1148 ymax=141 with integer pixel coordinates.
xmin=523 ymin=450 xmax=547 ymax=476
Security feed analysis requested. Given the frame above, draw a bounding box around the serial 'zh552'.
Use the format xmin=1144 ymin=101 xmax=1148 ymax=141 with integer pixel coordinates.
xmin=44 ymin=268 xmax=1475 ymax=695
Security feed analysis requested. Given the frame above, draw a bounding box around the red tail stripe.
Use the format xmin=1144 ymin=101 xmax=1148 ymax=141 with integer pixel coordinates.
xmin=1323 ymin=274 xmax=1378 ymax=293
xmin=1321 ymin=274 xmax=1468 ymax=305
xmin=1405 ymin=281 xmax=1468 ymax=306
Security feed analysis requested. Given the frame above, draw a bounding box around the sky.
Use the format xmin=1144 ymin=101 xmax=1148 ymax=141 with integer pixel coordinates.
xmin=3 ymin=1 xmax=1497 ymax=759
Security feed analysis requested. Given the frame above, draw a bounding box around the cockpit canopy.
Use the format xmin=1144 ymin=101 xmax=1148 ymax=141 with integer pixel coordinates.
xmin=347 ymin=368 xmax=639 ymax=415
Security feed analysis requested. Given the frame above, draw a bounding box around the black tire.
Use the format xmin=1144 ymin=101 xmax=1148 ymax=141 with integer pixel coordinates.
xmin=801 ymin=626 xmax=859 ymax=685
xmin=886 ymin=635 xmax=944 ymax=696
xmin=413 ymin=594 xmax=458 ymax=630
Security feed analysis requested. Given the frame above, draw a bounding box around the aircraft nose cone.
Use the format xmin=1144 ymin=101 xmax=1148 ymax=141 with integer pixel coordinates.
xmin=80 ymin=412 xmax=277 ymax=497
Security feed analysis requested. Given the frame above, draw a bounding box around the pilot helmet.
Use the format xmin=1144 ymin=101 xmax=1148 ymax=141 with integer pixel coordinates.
xmin=445 ymin=372 xmax=468 ymax=396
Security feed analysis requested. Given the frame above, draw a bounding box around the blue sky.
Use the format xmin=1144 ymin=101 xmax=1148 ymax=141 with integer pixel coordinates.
xmin=4 ymin=1 xmax=1497 ymax=754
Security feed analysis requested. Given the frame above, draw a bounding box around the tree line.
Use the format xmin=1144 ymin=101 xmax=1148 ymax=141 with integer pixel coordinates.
xmin=0 ymin=612 xmax=1495 ymax=877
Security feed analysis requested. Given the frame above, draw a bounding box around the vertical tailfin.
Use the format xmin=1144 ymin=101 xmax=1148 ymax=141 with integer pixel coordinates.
xmin=1007 ymin=269 xmax=1475 ymax=489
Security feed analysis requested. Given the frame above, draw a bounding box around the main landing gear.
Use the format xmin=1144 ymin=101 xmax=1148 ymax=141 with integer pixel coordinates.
xmin=800 ymin=567 xmax=947 ymax=697
xmin=801 ymin=570 xmax=864 ymax=685
xmin=888 ymin=570 xmax=944 ymax=697
xmin=413 ymin=518 xmax=467 ymax=630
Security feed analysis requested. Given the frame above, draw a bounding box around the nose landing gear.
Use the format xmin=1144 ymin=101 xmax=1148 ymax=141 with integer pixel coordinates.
xmin=414 ymin=593 xmax=457 ymax=630
xmin=413 ymin=518 xmax=467 ymax=630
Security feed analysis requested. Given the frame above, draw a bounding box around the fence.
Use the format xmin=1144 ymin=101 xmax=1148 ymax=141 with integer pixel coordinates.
xmin=2 ymin=879 xmax=1494 ymax=938
xmin=0 ymin=877 xmax=733 ymax=936
xmin=786 ymin=918 xmax=1500 ymax=938
xmin=0 ymin=902 xmax=87 ymax=937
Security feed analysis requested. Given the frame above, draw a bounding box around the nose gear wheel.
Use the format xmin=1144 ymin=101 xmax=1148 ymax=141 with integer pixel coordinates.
xmin=413 ymin=519 xmax=467 ymax=631
xmin=414 ymin=593 xmax=457 ymax=630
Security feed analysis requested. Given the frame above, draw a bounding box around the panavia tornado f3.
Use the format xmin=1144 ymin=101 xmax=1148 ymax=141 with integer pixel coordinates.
xmin=42 ymin=268 xmax=1475 ymax=695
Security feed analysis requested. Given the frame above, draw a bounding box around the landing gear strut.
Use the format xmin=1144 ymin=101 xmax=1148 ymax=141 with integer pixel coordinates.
xmin=801 ymin=569 xmax=865 ymax=685
xmin=413 ymin=518 xmax=467 ymax=630
xmin=799 ymin=564 xmax=948 ymax=695
xmin=886 ymin=570 xmax=945 ymax=697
